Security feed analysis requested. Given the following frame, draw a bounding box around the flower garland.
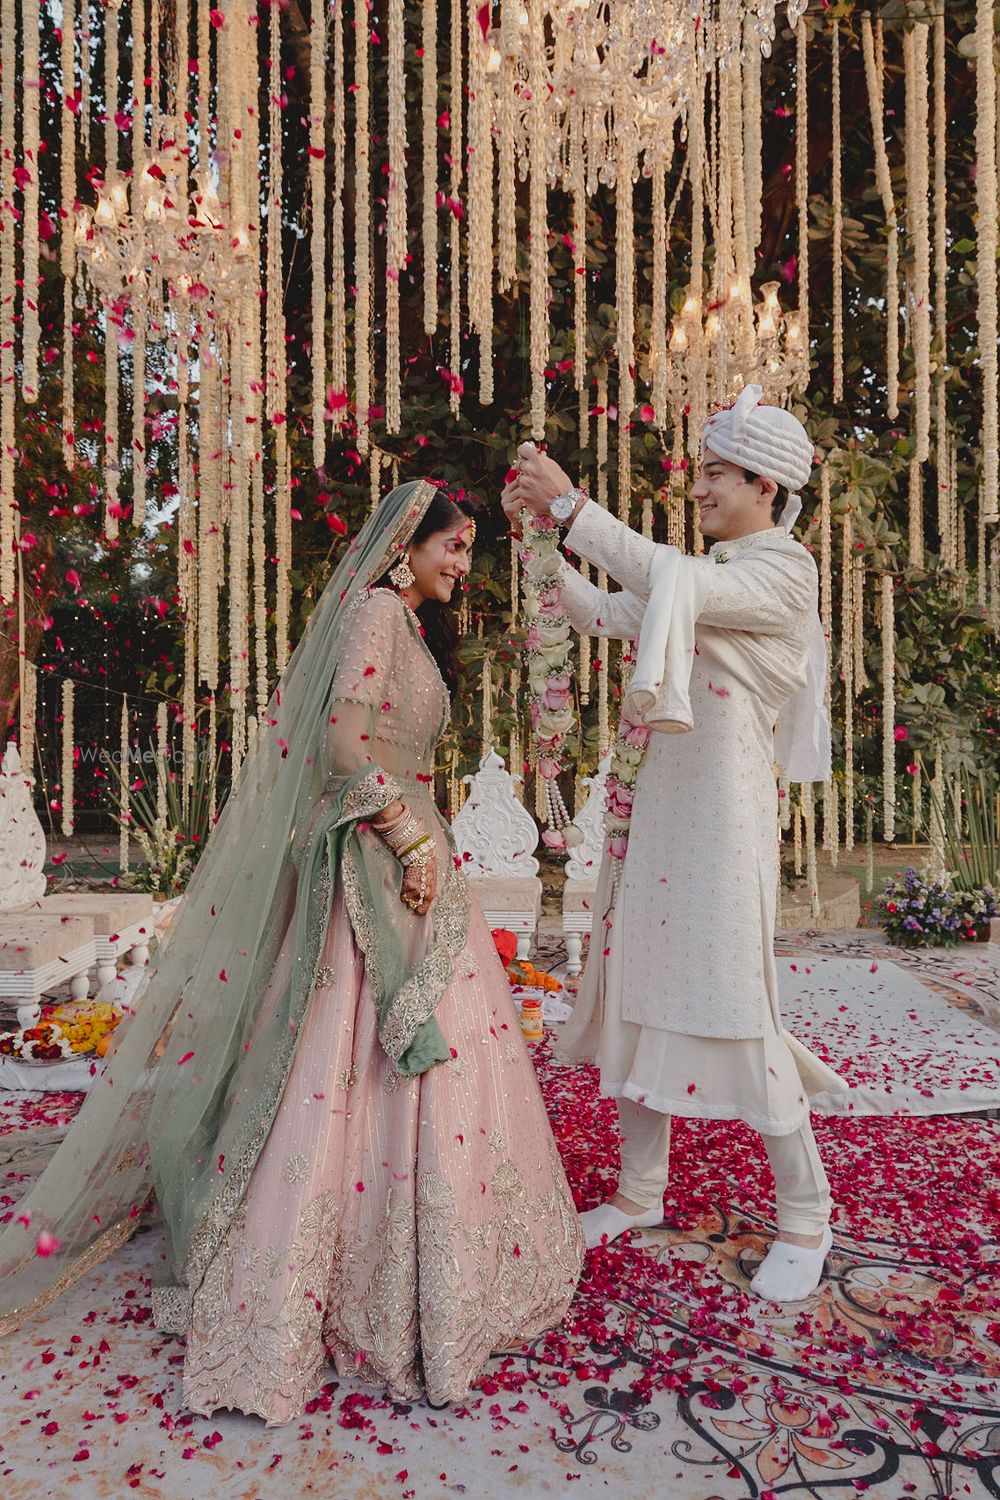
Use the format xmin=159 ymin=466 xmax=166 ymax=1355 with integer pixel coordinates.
xmin=603 ymin=647 xmax=650 ymax=865
xmin=520 ymin=512 xmax=581 ymax=854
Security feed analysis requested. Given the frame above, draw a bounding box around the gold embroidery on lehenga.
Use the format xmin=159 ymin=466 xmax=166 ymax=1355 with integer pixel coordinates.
xmin=182 ymin=1191 xmax=344 ymax=1427
xmin=325 ymin=1186 xmax=422 ymax=1401
xmin=315 ymin=966 xmax=335 ymax=988
xmin=157 ymin=847 xmax=337 ymax=1338
xmin=283 ymin=1154 xmax=309 ymax=1184
xmin=337 ymin=1065 xmax=358 ymax=1092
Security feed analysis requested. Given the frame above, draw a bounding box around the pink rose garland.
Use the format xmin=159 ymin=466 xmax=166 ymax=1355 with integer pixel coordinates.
xmin=520 ymin=512 xmax=582 ymax=853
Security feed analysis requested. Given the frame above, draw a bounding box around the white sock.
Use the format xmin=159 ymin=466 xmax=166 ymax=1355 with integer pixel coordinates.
xmin=579 ymin=1202 xmax=662 ymax=1251
xmin=750 ymin=1226 xmax=833 ymax=1304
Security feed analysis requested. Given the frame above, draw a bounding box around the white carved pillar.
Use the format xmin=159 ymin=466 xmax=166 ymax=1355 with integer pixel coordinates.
xmin=452 ymin=748 xmax=541 ymax=959
xmin=0 ymin=743 xmax=47 ymax=912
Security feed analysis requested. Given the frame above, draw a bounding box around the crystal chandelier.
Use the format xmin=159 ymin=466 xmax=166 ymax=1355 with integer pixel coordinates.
xmin=74 ymin=119 xmax=256 ymax=313
xmin=666 ymin=279 xmax=808 ymax=409
xmin=485 ymin=0 xmax=810 ymax=191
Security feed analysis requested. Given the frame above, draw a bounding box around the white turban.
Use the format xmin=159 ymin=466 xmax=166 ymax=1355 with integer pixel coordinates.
xmin=701 ymin=384 xmax=815 ymax=531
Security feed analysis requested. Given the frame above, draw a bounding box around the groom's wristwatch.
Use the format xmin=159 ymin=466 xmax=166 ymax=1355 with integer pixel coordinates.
xmin=549 ymin=487 xmax=588 ymax=524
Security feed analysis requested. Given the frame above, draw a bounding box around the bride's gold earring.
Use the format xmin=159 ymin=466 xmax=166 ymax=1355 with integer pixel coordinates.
xmin=389 ymin=554 xmax=415 ymax=590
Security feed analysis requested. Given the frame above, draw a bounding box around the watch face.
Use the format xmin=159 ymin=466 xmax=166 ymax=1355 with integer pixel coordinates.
xmin=551 ymin=493 xmax=576 ymax=520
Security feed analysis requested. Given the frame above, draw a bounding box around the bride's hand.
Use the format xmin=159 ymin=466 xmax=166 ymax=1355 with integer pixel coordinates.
xmin=401 ymin=853 xmax=438 ymax=916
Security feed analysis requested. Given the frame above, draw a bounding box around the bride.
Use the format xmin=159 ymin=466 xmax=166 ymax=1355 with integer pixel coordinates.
xmin=0 ymin=480 xmax=584 ymax=1424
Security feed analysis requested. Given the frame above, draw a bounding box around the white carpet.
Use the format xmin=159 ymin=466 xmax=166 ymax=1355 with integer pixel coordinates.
xmin=778 ymin=954 xmax=1000 ymax=1116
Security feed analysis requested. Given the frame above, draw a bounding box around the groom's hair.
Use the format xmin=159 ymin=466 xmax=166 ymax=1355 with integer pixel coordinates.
xmin=743 ymin=467 xmax=788 ymax=525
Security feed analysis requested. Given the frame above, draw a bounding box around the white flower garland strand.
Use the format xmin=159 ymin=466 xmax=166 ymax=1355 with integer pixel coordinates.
xmin=61 ymin=680 xmax=74 ymax=837
xmin=795 ymin=19 xmax=810 ymax=342
xmin=119 ymin=694 xmax=130 ymax=875
xmin=881 ymin=573 xmax=896 ymax=843
xmin=862 ymin=15 xmax=900 ymax=419
xmin=841 ymin=511 xmax=855 ymax=851
xmin=466 ymin=0 xmax=493 ymax=404
xmin=904 ymin=24 xmax=931 ymax=463
xmin=330 ymin=0 xmax=347 ymax=416
xmin=21 ymin=0 xmax=40 ymax=403
xmin=520 ymin=512 xmax=581 ymax=853
xmin=527 ymin=0 xmax=548 ymax=441
xmin=385 ymin=0 xmax=407 ymax=432
xmin=975 ymin=0 xmax=999 ymax=523
xmin=59 ymin=0 xmax=76 ymax=468
xmin=831 ymin=21 xmax=843 ymax=404
xmin=309 ymin=0 xmax=327 ymax=470
xmin=447 ymin=0 xmax=462 ymax=418
xmin=0 ymin=0 xmax=15 ymax=602
xmin=421 ymin=0 xmax=438 ymax=336
xmin=354 ymin=0 xmax=372 ymax=455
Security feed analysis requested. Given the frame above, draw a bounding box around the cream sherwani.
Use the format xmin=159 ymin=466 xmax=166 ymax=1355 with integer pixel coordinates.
xmin=558 ymin=503 xmax=846 ymax=1134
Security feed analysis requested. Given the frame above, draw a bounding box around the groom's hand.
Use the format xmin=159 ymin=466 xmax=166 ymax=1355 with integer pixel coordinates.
xmin=514 ymin=443 xmax=574 ymax=516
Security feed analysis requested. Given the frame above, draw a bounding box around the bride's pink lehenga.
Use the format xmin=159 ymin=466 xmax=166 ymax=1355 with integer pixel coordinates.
xmin=181 ymin=589 xmax=584 ymax=1424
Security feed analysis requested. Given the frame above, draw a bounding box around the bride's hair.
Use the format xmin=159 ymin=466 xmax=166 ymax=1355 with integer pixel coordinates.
xmin=376 ymin=486 xmax=478 ymax=695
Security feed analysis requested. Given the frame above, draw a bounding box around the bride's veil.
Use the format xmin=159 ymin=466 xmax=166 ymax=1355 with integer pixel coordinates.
xmin=0 ymin=480 xmax=437 ymax=1335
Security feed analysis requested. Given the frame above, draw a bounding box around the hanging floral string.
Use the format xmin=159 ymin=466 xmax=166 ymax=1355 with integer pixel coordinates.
xmin=908 ymin=453 xmax=924 ymax=569
xmin=527 ymin=0 xmax=548 ymax=441
xmin=975 ymin=0 xmax=999 ymax=523
xmin=267 ymin=0 xmax=291 ymax=670
xmin=0 ymin=0 xmax=16 ymax=603
xmin=819 ymin=464 xmax=836 ymax=857
xmin=330 ymin=0 xmax=347 ymax=417
xmin=804 ymin=785 xmax=819 ymax=922
xmin=309 ymin=0 xmax=326 ymax=469
xmin=466 ymin=0 xmax=493 ymax=404
xmin=354 ymin=0 xmax=372 ymax=455
xmin=20 ymin=660 xmax=37 ymax=774
xmin=615 ymin=120 xmax=635 ymax=525
xmin=421 ymin=0 xmax=438 ymax=336
xmin=447 ymin=0 xmax=462 ymax=418
xmin=154 ymin=700 xmax=168 ymax=825
xmin=61 ymin=680 xmax=75 ymax=838
xmin=119 ymin=694 xmax=130 ymax=875
xmin=102 ymin=0 xmax=122 ymax=541
xmin=743 ymin=16 xmax=763 ymax=258
xmin=904 ymin=23 xmax=931 ymax=463
xmin=841 ymin=511 xmax=855 ymax=851
xmin=881 ymin=573 xmax=896 ymax=843
xmin=933 ymin=9 xmax=948 ymax=488
xmin=795 ymin=18 xmax=810 ymax=338
xmin=385 ymin=0 xmax=407 ymax=432
xmin=861 ymin=14 xmax=900 ymax=418
xmin=496 ymin=0 xmax=516 ymax=292
xmin=59 ymin=0 xmax=76 ymax=468
xmin=831 ymin=20 xmax=843 ymax=404
xmin=21 ymin=0 xmax=40 ymax=403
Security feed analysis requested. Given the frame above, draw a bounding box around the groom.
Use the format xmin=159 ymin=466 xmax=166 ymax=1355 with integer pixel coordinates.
xmin=502 ymin=388 xmax=844 ymax=1305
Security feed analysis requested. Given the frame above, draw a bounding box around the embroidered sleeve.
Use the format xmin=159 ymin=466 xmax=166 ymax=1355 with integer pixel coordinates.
xmin=557 ymin=560 xmax=645 ymax=640
xmin=696 ymin=548 xmax=818 ymax=636
xmin=338 ymin=769 xmax=405 ymax=823
xmin=326 ymin=591 xmax=406 ymax=779
xmin=562 ymin=501 xmax=661 ymax=600
xmin=329 ymin=590 xmax=405 ymax=709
